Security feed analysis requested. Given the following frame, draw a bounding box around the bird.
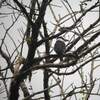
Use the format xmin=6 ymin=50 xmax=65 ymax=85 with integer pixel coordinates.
xmin=54 ymin=39 xmax=66 ymax=61
xmin=54 ymin=38 xmax=66 ymax=73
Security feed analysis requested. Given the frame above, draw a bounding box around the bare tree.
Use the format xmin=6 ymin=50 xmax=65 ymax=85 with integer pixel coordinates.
xmin=0 ymin=0 xmax=100 ymax=100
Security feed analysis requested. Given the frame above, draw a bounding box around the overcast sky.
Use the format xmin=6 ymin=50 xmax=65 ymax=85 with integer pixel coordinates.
xmin=0 ymin=0 xmax=100 ymax=100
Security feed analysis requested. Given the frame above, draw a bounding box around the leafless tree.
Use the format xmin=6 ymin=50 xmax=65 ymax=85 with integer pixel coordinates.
xmin=0 ymin=0 xmax=100 ymax=100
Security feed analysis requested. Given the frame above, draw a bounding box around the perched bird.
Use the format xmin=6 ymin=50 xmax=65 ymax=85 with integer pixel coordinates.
xmin=54 ymin=39 xmax=66 ymax=61
xmin=54 ymin=39 xmax=66 ymax=73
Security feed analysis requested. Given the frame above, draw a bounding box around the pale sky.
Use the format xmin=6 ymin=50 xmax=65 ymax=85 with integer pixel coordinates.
xmin=0 ymin=0 xmax=100 ymax=100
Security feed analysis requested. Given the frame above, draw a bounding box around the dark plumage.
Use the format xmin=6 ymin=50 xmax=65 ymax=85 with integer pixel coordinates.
xmin=54 ymin=39 xmax=66 ymax=61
